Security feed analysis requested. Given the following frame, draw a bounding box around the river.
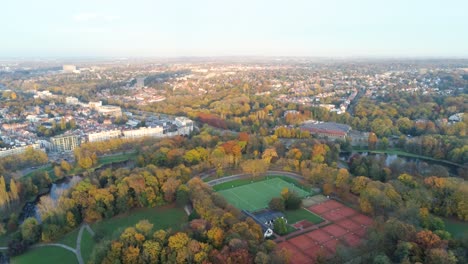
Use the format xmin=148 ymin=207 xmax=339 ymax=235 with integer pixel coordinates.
xmin=20 ymin=176 xmax=82 ymax=222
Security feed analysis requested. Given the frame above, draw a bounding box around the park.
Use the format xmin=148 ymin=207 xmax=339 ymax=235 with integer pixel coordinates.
xmin=9 ymin=207 xmax=186 ymax=264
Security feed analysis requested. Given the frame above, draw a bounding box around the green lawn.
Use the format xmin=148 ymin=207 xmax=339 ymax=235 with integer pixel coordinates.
xmin=98 ymin=152 xmax=137 ymax=165
xmin=213 ymin=175 xmax=313 ymax=193
xmin=90 ymin=207 xmax=187 ymax=241
xmin=284 ymin=208 xmax=324 ymax=224
xmin=57 ymin=228 xmax=80 ymax=248
xmin=14 ymin=207 xmax=186 ymax=264
xmin=0 ymin=234 xmax=8 ymax=247
xmin=80 ymin=229 xmax=96 ymax=263
xmin=22 ymin=164 xmax=56 ymax=180
xmin=11 ymin=246 xmax=77 ymax=264
xmin=217 ymin=178 xmax=311 ymax=212
xmin=444 ymin=218 xmax=468 ymax=238
xmin=285 ymin=225 xmax=297 ymax=234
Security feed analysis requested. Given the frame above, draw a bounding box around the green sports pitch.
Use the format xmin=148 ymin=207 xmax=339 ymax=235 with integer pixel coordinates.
xmin=217 ymin=177 xmax=311 ymax=211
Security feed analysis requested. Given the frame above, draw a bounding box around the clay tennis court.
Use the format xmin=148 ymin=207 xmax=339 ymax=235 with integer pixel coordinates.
xmin=278 ymin=200 xmax=373 ymax=264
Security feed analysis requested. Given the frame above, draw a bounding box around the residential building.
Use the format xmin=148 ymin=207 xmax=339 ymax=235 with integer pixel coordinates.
xmin=97 ymin=105 xmax=122 ymax=117
xmin=65 ymin=96 xmax=80 ymax=105
xmin=88 ymin=101 xmax=102 ymax=109
xmin=174 ymin=117 xmax=194 ymax=135
xmin=63 ymin=64 xmax=77 ymax=73
xmin=123 ymin=126 xmax=163 ymax=139
xmin=50 ymin=135 xmax=79 ymax=152
xmin=0 ymin=144 xmax=42 ymax=158
xmin=88 ymin=129 xmax=122 ymax=142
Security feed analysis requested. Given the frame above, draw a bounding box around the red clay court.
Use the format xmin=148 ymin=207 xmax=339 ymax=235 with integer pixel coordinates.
xmin=278 ymin=200 xmax=373 ymax=264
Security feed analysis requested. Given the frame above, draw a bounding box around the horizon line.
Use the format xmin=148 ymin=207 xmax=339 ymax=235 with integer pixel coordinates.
xmin=1 ymin=54 xmax=468 ymax=61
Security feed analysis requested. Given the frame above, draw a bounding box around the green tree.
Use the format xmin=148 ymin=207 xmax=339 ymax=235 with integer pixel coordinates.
xmin=273 ymin=218 xmax=288 ymax=235
xmin=20 ymin=217 xmax=41 ymax=244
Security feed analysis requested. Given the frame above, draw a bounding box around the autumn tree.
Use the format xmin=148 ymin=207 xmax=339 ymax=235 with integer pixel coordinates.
xmin=240 ymin=159 xmax=268 ymax=178
xmin=262 ymin=148 xmax=278 ymax=164
xmin=207 ymin=227 xmax=224 ymax=248
xmin=368 ymin=132 xmax=378 ymax=150
xmin=162 ymin=177 xmax=181 ymax=202
xmin=0 ymin=176 xmax=9 ymax=210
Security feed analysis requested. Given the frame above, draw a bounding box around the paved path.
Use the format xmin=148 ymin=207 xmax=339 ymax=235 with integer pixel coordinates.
xmin=32 ymin=243 xmax=76 ymax=252
xmin=84 ymin=224 xmax=95 ymax=236
xmin=25 ymin=223 xmax=95 ymax=264
xmin=75 ymin=224 xmax=86 ymax=264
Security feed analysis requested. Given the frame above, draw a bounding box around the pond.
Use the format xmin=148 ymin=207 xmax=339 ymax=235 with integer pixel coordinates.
xmin=340 ymin=152 xmax=461 ymax=177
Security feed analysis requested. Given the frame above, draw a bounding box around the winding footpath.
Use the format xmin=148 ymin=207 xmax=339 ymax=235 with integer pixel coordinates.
xmin=25 ymin=223 xmax=95 ymax=264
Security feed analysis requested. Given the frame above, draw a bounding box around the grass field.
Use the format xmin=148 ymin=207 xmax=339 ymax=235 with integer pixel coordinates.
xmin=16 ymin=207 xmax=187 ymax=264
xmin=213 ymin=175 xmax=312 ymax=192
xmin=11 ymin=246 xmax=77 ymax=264
xmin=58 ymin=207 xmax=186 ymax=248
xmin=444 ymin=218 xmax=468 ymax=238
xmin=58 ymin=228 xmax=80 ymax=247
xmin=217 ymin=178 xmax=311 ymax=211
xmin=22 ymin=164 xmax=56 ymax=180
xmin=81 ymin=229 xmax=96 ymax=263
xmin=284 ymin=208 xmax=324 ymax=224
xmin=98 ymin=152 xmax=137 ymax=165
xmin=0 ymin=234 xmax=8 ymax=247
xmin=91 ymin=207 xmax=186 ymax=240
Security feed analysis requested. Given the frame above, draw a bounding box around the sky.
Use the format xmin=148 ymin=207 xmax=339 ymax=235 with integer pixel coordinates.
xmin=1 ymin=0 xmax=467 ymax=58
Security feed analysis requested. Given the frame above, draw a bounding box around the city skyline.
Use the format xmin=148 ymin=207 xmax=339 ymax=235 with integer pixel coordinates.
xmin=1 ymin=0 xmax=468 ymax=58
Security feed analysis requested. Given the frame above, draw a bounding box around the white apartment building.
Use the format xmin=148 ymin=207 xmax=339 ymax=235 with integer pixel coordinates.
xmin=88 ymin=129 xmax=122 ymax=142
xmin=0 ymin=144 xmax=42 ymax=158
xmin=63 ymin=65 xmax=77 ymax=73
xmin=88 ymin=101 xmax=103 ymax=109
xmin=174 ymin=117 xmax=194 ymax=135
xmin=65 ymin=96 xmax=80 ymax=105
xmin=123 ymin=126 xmax=163 ymax=139
xmin=97 ymin=105 xmax=122 ymax=117
xmin=50 ymin=135 xmax=79 ymax=152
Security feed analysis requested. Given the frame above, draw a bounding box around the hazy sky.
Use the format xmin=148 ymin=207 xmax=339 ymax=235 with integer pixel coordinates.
xmin=1 ymin=0 xmax=467 ymax=58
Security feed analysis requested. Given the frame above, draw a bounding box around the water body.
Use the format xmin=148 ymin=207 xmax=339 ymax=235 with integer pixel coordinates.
xmin=20 ymin=176 xmax=82 ymax=222
xmin=340 ymin=152 xmax=460 ymax=177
